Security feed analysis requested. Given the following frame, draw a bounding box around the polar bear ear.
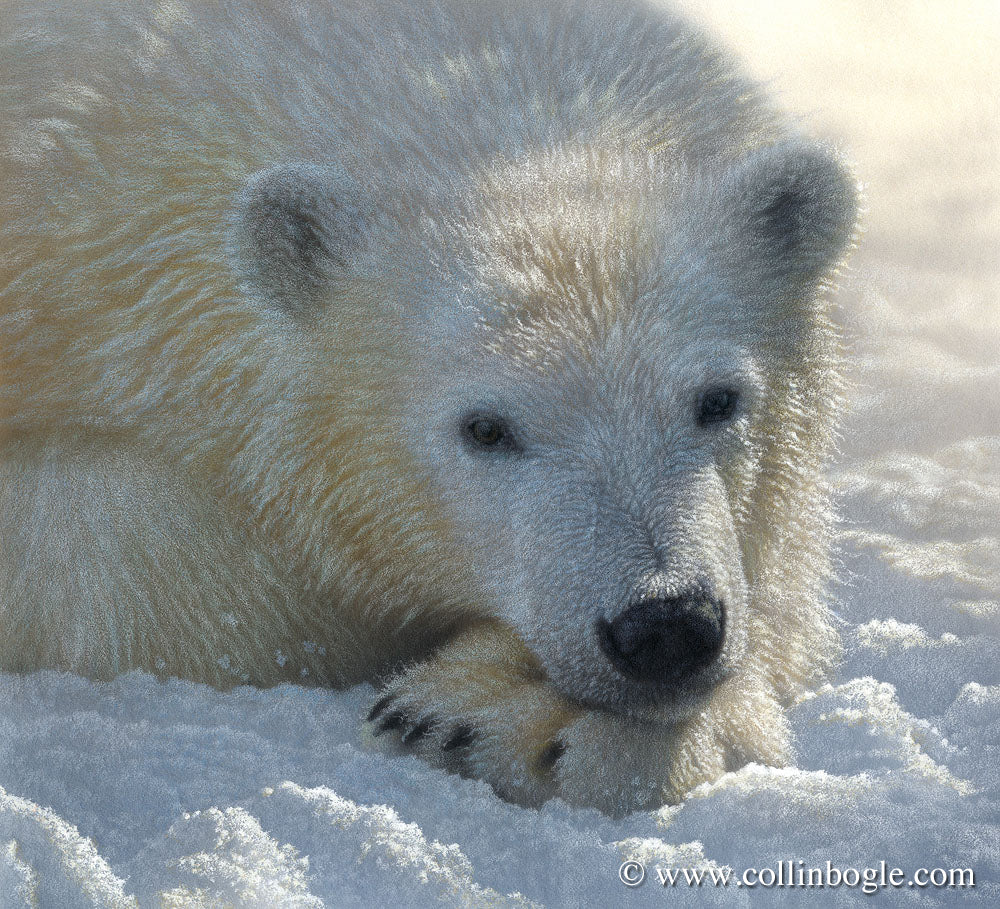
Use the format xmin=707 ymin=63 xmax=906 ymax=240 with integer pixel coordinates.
xmin=722 ymin=140 xmax=859 ymax=298
xmin=228 ymin=163 xmax=365 ymax=320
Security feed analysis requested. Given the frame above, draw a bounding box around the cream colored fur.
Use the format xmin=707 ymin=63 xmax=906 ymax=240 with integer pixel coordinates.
xmin=0 ymin=0 xmax=857 ymax=814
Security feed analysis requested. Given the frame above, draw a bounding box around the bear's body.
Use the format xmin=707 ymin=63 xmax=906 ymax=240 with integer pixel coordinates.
xmin=0 ymin=0 xmax=857 ymax=813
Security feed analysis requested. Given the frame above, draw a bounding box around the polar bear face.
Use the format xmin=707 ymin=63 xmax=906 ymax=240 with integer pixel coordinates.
xmin=407 ymin=302 xmax=760 ymax=721
xmin=230 ymin=140 xmax=857 ymax=722
xmin=399 ymin=144 xmax=855 ymax=721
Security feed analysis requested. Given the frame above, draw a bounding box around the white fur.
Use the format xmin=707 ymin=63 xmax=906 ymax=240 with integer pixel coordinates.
xmin=0 ymin=0 xmax=857 ymax=814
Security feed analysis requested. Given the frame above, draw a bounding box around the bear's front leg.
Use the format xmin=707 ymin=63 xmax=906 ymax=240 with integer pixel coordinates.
xmin=362 ymin=621 xmax=753 ymax=815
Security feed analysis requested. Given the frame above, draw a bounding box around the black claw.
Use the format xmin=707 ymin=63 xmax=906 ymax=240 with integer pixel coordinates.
xmin=401 ymin=717 xmax=435 ymax=745
xmin=373 ymin=711 xmax=405 ymax=736
xmin=442 ymin=725 xmax=476 ymax=751
xmin=367 ymin=693 xmax=397 ymax=723
xmin=538 ymin=739 xmax=566 ymax=771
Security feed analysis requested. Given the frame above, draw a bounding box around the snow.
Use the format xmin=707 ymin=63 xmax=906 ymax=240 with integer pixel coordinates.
xmin=2 ymin=1 xmax=997 ymax=906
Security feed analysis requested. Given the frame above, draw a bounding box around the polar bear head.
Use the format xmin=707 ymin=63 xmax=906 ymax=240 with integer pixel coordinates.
xmin=230 ymin=139 xmax=858 ymax=722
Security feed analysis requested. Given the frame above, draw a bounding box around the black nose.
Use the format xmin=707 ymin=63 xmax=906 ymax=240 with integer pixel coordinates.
xmin=595 ymin=588 xmax=725 ymax=682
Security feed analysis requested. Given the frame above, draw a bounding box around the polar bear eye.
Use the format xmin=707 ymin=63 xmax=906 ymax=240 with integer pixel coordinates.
xmin=463 ymin=415 xmax=511 ymax=450
xmin=697 ymin=387 xmax=739 ymax=426
xmin=470 ymin=418 xmax=503 ymax=445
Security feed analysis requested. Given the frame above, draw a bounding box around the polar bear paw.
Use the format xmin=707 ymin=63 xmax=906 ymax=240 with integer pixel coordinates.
xmin=363 ymin=655 xmax=576 ymax=808
xmin=361 ymin=625 xmax=690 ymax=815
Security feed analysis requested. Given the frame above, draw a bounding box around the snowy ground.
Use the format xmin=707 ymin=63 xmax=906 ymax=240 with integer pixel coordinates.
xmin=2 ymin=1 xmax=998 ymax=906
